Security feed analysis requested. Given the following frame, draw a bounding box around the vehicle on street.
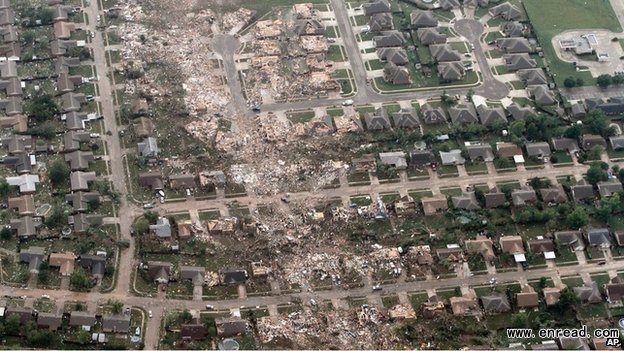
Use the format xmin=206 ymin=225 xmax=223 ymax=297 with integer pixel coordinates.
xmin=342 ymin=99 xmax=354 ymax=106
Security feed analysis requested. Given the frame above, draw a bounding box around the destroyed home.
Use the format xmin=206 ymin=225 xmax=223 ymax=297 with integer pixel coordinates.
xmin=19 ymin=246 xmax=46 ymax=274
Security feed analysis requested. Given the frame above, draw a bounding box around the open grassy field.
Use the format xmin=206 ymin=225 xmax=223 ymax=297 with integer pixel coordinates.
xmin=524 ymin=0 xmax=622 ymax=86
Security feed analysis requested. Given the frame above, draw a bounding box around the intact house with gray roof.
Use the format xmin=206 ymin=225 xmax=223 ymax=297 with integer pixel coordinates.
xmin=430 ymin=44 xmax=462 ymax=62
xmin=169 ymin=174 xmax=197 ymax=189
xmin=362 ymin=0 xmax=391 ymax=16
xmin=61 ymin=92 xmax=86 ymax=113
xmin=373 ymin=32 xmax=404 ymax=48
xmin=598 ymin=180 xmax=623 ymax=197
xmin=69 ymin=311 xmax=96 ymax=327
xmin=377 ymin=47 xmax=408 ymax=65
xmin=464 ymin=0 xmax=489 ymax=7
xmin=440 ymin=149 xmax=465 ymax=165
xmin=438 ymin=0 xmax=460 ymax=10
xmin=2 ymin=154 xmax=33 ymax=174
xmin=2 ymin=134 xmax=32 ymax=154
xmin=481 ymin=294 xmax=511 ymax=313
xmin=64 ymin=150 xmax=95 ymax=171
xmin=485 ymin=187 xmax=506 ymax=208
xmin=466 ymin=144 xmax=494 ymax=162
xmin=552 ymin=137 xmax=579 ymax=153
xmin=575 ymin=282 xmax=603 ymax=304
xmin=541 ymin=186 xmax=568 ymax=204
xmin=409 ymin=150 xmax=435 ymax=167
xmin=585 ymin=228 xmax=612 ymax=248
xmin=581 ymin=134 xmax=607 ymax=151
xmin=511 ymin=188 xmax=537 ymax=207
xmin=452 ymin=192 xmax=480 ymax=210
xmin=438 ymin=61 xmax=465 ymax=82
xmin=570 ymin=102 xmax=586 ymax=118
xmin=449 ymin=104 xmax=478 ymax=125
xmin=555 ymin=230 xmax=585 ymax=251
xmin=417 ymin=27 xmax=447 ymax=45
xmin=392 ymin=109 xmax=419 ymax=128
xmin=383 ymin=62 xmax=410 ymax=85
xmin=368 ymin=12 xmax=392 ymax=32
xmin=220 ymin=269 xmax=248 ymax=285
xmin=497 ymin=37 xmax=532 ymax=53
xmin=477 ymin=105 xmax=507 ymax=126
xmin=147 ymin=261 xmax=173 ymax=283
xmin=503 ymin=53 xmax=536 ymax=71
xmin=150 ymin=217 xmax=172 ymax=240
xmin=379 ymin=151 xmax=407 ymax=169
xmin=19 ymin=246 xmax=46 ymax=273
xmin=410 ymin=9 xmax=437 ymax=28
xmin=180 ymin=266 xmax=206 ymax=286
xmin=610 ymin=135 xmax=624 ymax=150
xmin=64 ymin=111 xmax=89 ymax=130
xmin=571 ymin=180 xmax=595 ymax=202
xmin=65 ymin=191 xmax=100 ymax=213
xmin=78 ymin=254 xmax=106 ymax=278
xmin=525 ymin=141 xmax=551 ymax=158
xmin=0 ymin=96 xmax=23 ymax=116
xmin=506 ymin=102 xmax=533 ymax=120
xmin=420 ymin=103 xmax=447 ymax=124
xmin=489 ymin=2 xmax=522 ymax=20
xmin=38 ymin=312 xmax=63 ymax=330
xmin=70 ymin=171 xmax=96 ymax=191
xmin=585 ymin=96 xmax=624 ymax=115
xmin=528 ymin=85 xmax=556 ymax=106
xmin=102 ymin=314 xmax=131 ymax=333
xmin=501 ymin=21 xmax=524 ymax=37
xmin=364 ymin=109 xmax=391 ymax=130
xmin=138 ymin=137 xmax=159 ymax=158
xmin=69 ymin=213 xmax=103 ymax=234
xmin=11 ymin=216 xmax=41 ymax=239
xmin=63 ymin=131 xmax=91 ymax=152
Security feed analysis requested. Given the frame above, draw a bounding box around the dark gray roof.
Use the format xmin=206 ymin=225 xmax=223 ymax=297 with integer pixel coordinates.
xmin=139 ymin=172 xmax=164 ymax=190
xmin=555 ymin=230 xmax=584 ymax=250
xmin=368 ymin=13 xmax=393 ymax=32
xmin=481 ymin=294 xmax=511 ymax=312
xmin=79 ymin=254 xmax=106 ymax=277
xmin=377 ymin=47 xmax=409 ymax=65
xmin=220 ymin=269 xmax=247 ymax=284
xmin=511 ymin=189 xmax=537 ymax=206
xmin=430 ymin=44 xmax=462 ymax=62
xmin=362 ymin=0 xmax=391 ymax=16
xmin=147 ymin=261 xmax=172 ymax=282
xmin=529 ymin=85 xmax=556 ymax=106
xmin=69 ymin=311 xmax=96 ymax=326
xmin=497 ymin=37 xmax=531 ymax=53
xmin=373 ymin=32 xmax=404 ymax=48
xmin=64 ymin=150 xmax=95 ymax=171
xmin=506 ymin=103 xmax=533 ymax=120
xmin=552 ymin=137 xmax=579 ymax=152
xmin=410 ymin=10 xmax=438 ymax=28
xmin=540 ymin=187 xmax=568 ymax=203
xmin=409 ymin=150 xmax=435 ymax=166
xmin=449 ymin=104 xmax=478 ymax=124
xmin=63 ymin=131 xmax=91 ymax=152
xmin=525 ymin=142 xmax=551 ymax=157
xmin=180 ymin=266 xmax=206 ymax=285
xmin=420 ymin=103 xmax=447 ymax=124
xmin=466 ymin=144 xmax=494 ymax=161
xmin=102 ymin=315 xmax=130 ymax=333
xmin=477 ymin=105 xmax=507 ymax=126
xmin=501 ymin=21 xmax=524 ymax=37
xmin=610 ymin=135 xmax=624 ymax=150
xmin=65 ymin=191 xmax=100 ymax=213
xmin=452 ymin=192 xmax=480 ymax=210
xmin=364 ymin=109 xmax=391 ymax=130
xmin=504 ymin=53 xmax=536 ymax=71
xmin=585 ymin=228 xmax=611 ymax=247
xmin=489 ymin=2 xmax=522 ymax=20
xmin=417 ymin=27 xmax=447 ymax=45
xmin=383 ymin=62 xmax=410 ymax=85
xmin=19 ymin=246 xmax=45 ymax=273
xmin=571 ymin=180 xmax=595 ymax=202
xmin=598 ymin=180 xmax=623 ymax=197
xmin=438 ymin=61 xmax=465 ymax=81
xmin=293 ymin=19 xmax=325 ymax=36
xmin=438 ymin=0 xmax=461 ymax=10
xmin=570 ymin=103 xmax=586 ymax=118
xmin=582 ymin=134 xmax=607 ymax=150
xmin=391 ymin=109 xmax=419 ymax=128
xmin=485 ymin=188 xmax=506 ymax=208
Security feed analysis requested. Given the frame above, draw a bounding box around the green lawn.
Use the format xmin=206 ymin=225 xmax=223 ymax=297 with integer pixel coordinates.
xmin=524 ymin=0 xmax=622 ymax=86
xmin=440 ymin=187 xmax=463 ymax=197
xmin=327 ymin=45 xmax=345 ymax=62
xmin=287 ymin=110 xmax=316 ymax=124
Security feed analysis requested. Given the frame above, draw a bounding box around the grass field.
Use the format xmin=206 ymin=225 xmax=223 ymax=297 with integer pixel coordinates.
xmin=524 ymin=0 xmax=622 ymax=86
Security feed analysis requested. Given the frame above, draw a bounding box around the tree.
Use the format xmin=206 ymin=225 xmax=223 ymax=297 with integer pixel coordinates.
xmin=45 ymin=205 xmax=68 ymax=229
xmin=77 ymin=329 xmax=91 ymax=345
xmin=466 ymin=89 xmax=475 ymax=102
xmin=440 ymin=91 xmax=455 ymax=107
xmin=0 ymin=177 xmax=10 ymax=199
xmin=529 ymin=177 xmax=551 ymax=190
xmin=70 ymin=268 xmax=93 ymax=291
xmin=26 ymin=124 xmax=56 ymax=139
xmin=0 ymin=227 xmax=12 ymax=240
xmin=554 ymin=287 xmax=578 ymax=311
xmin=563 ymin=77 xmax=577 ymax=88
xmin=134 ymin=218 xmax=149 ymax=235
xmin=597 ymin=74 xmax=612 ymax=88
xmin=144 ymin=210 xmax=159 ymax=223
xmin=613 ymin=74 xmax=624 ymax=85
xmin=575 ymin=78 xmax=584 ymax=87
xmin=510 ymin=313 xmax=528 ymax=328
xmin=585 ymin=109 xmax=613 ymax=137
xmin=180 ymin=309 xmax=193 ymax=323
xmin=567 ymin=207 xmax=588 ymax=228
xmin=586 ymin=162 xmax=608 ymax=185
xmin=48 ymin=159 xmax=70 ymax=186
xmin=20 ymin=30 xmax=36 ymax=45
xmin=538 ymin=277 xmax=548 ymax=290
xmin=35 ymin=8 xmax=54 ymax=25
xmin=4 ymin=314 xmax=20 ymax=335
xmin=109 ymin=299 xmax=123 ymax=314
xmin=27 ymin=95 xmax=59 ymax=121
xmin=563 ymin=124 xmax=582 ymax=140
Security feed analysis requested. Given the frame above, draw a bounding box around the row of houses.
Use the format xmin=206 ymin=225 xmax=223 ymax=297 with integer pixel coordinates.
xmin=19 ymin=246 xmax=107 ymax=279
xmin=0 ymin=303 xmax=130 ymax=334
xmin=144 ymin=261 xmax=253 ymax=286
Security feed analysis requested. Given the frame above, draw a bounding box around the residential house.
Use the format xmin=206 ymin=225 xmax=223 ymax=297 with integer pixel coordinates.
xmin=558 ymin=337 xmax=590 ymax=350
xmin=464 ymin=235 xmax=494 ymax=261
xmin=69 ymin=311 xmax=96 ymax=327
xmin=449 ymin=293 xmax=479 ymax=315
xmin=49 ymin=252 xmax=77 ymax=276
xmin=0 ymin=77 xmax=22 ymax=97
xmin=516 ymin=68 xmax=547 ymax=86
xmin=438 ymin=0 xmax=461 ymax=10
xmin=449 ymin=104 xmax=478 ymax=125
xmin=7 ymin=174 xmax=40 ymax=193
xmin=540 ymin=186 xmax=568 ymax=204
xmin=70 ymin=171 xmax=96 ymax=191
xmin=56 ymin=73 xmax=81 ymax=94
xmin=501 ymin=21 xmax=524 ymax=37
xmin=10 ymin=216 xmax=41 ymax=239
xmin=409 ymin=150 xmax=435 ymax=167
xmin=7 ymin=195 xmax=35 ymax=216
xmin=410 ymin=10 xmax=438 ymax=28
xmin=525 ymin=141 xmax=551 ymax=158
xmin=420 ymin=103 xmax=447 ymax=124
xmin=180 ymin=266 xmax=206 ymax=285
xmin=585 ymin=96 xmax=624 ymax=115
xmin=65 ymin=191 xmax=100 ymax=213
xmin=497 ymin=37 xmax=532 ymax=53
xmin=220 ymin=269 xmax=248 ymax=285
xmin=511 ymin=188 xmax=537 ymax=206
xmin=3 ymin=134 xmax=32 ymax=154
xmin=528 ymin=85 xmax=556 ymax=106
xmin=436 ymin=246 xmax=464 ymax=262
xmin=570 ymin=102 xmax=586 ymax=119
xmin=417 ymin=27 xmax=447 ymax=45
xmin=506 ymin=103 xmax=533 ymax=120
xmin=421 ymin=196 xmax=449 ymax=215
xmin=439 ymin=149 xmax=465 ymax=165
xmin=64 ymin=150 xmax=95 ymax=171
xmin=438 ymin=62 xmax=466 ymax=82
xmin=37 ymin=312 xmax=63 ymax=330
xmin=527 ymin=238 xmax=555 ymax=254
xmin=377 ymin=47 xmax=409 ymax=65
xmin=464 ymin=0 xmax=489 ymax=7
xmin=379 ymin=151 xmax=407 ymax=169
xmin=574 ymin=281 xmax=602 ymax=304
xmin=6 ymin=306 xmax=33 ymax=324
xmin=364 ymin=109 xmax=391 ymax=130
xmin=373 ymin=32 xmax=404 ymax=48
xmin=452 ymin=192 xmax=480 ymax=210
xmin=383 ymin=62 xmax=410 ymax=84
xmin=555 ymin=230 xmax=585 ymax=251
xmin=552 ymin=137 xmax=579 ymax=153
xmin=496 ymin=142 xmax=522 ymax=158
xmin=368 ymin=13 xmax=393 ymax=32
xmin=503 ymin=53 xmax=536 ymax=71
xmin=79 ymin=254 xmax=106 ymax=278
xmin=615 ymin=231 xmax=624 ymax=247
xmin=500 ymin=235 xmax=524 ymax=255
xmin=391 ymin=109 xmax=419 ymax=128
xmin=489 ymin=2 xmax=522 ymax=20
xmin=584 ymin=228 xmax=612 ymax=248
xmin=64 ymin=111 xmax=89 ymax=130
xmin=147 ymin=261 xmax=173 ymax=283
xmin=150 ymin=217 xmax=172 ymax=240
xmin=477 ymin=104 xmax=507 ymax=126
xmin=543 ymin=286 xmax=562 ymax=305
xmin=181 ymin=322 xmax=208 ymax=341
xmin=215 ymin=317 xmax=248 ymax=337
xmin=516 ymin=285 xmax=539 ymax=309
xmin=481 ymin=294 xmax=511 ymax=313
xmin=362 ymin=0 xmax=391 ymax=16
xmin=19 ymin=246 xmax=46 ymax=274
xmin=597 ymin=180 xmax=623 ymax=197
xmin=466 ymin=144 xmax=494 ymax=162
xmin=102 ymin=315 xmax=131 ymax=333
xmin=0 ymin=96 xmax=24 ymax=116
xmin=571 ymin=180 xmax=595 ymax=202
xmin=63 ymin=131 xmax=91 ymax=152
xmin=0 ymin=114 xmax=28 ymax=132
xmin=169 ymin=174 xmax=197 ymax=189
xmin=139 ymin=172 xmax=164 ymax=190
xmin=485 ymin=187 xmax=506 ymax=208
xmin=581 ymin=134 xmax=607 ymax=151
xmin=137 ymin=137 xmax=159 ymax=158
xmin=429 ymin=44 xmax=461 ymax=62
xmin=2 ymin=153 xmax=32 ymax=174
xmin=606 ymin=276 xmax=624 ymax=306
xmin=61 ymin=92 xmax=86 ymax=113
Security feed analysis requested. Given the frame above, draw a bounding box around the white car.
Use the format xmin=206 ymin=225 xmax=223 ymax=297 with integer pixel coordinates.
xmin=342 ymin=99 xmax=354 ymax=106
xmin=89 ymin=133 xmax=100 ymax=138
xmin=206 ymin=305 xmax=214 ymax=310
xmin=142 ymin=203 xmax=154 ymax=209
xmin=148 ymin=310 xmax=153 ymax=318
